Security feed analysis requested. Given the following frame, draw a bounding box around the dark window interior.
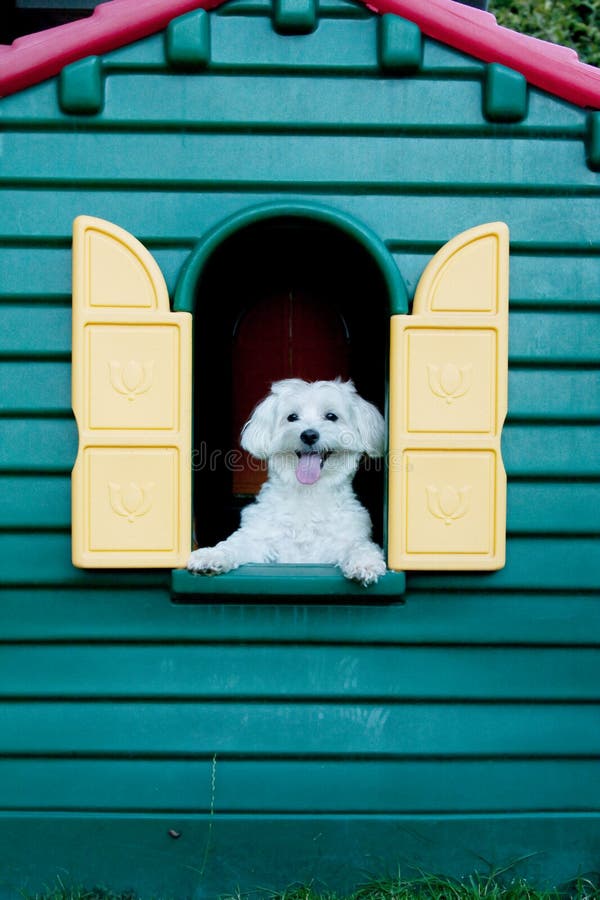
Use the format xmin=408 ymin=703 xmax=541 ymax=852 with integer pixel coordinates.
xmin=192 ymin=217 xmax=389 ymax=549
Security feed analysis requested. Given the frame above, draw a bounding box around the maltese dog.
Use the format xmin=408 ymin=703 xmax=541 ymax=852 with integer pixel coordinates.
xmin=187 ymin=378 xmax=387 ymax=586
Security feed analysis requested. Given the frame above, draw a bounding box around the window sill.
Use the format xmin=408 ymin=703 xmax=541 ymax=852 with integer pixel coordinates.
xmin=171 ymin=564 xmax=405 ymax=600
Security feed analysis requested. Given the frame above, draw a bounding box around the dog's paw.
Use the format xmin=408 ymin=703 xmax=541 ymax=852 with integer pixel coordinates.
xmin=341 ymin=555 xmax=387 ymax=587
xmin=187 ymin=547 xmax=236 ymax=575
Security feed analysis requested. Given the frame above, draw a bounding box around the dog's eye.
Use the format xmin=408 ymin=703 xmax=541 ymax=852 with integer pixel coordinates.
xmin=324 ymin=412 xmax=338 ymax=422
xmin=287 ymin=413 xmax=299 ymax=422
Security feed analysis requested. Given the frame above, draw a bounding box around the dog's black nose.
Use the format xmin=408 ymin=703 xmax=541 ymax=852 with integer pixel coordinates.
xmin=300 ymin=429 xmax=320 ymax=447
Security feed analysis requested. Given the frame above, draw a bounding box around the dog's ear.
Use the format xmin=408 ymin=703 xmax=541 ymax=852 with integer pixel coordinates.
xmin=350 ymin=389 xmax=386 ymax=458
xmin=240 ymin=390 xmax=280 ymax=459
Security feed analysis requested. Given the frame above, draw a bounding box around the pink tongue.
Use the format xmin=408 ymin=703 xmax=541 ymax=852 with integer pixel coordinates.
xmin=296 ymin=453 xmax=322 ymax=485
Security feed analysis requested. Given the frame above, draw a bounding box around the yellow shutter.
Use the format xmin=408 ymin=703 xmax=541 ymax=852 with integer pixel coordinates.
xmin=71 ymin=216 xmax=192 ymax=568
xmin=388 ymin=222 xmax=509 ymax=571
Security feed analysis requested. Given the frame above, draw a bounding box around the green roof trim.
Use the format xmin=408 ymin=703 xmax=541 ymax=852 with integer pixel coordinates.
xmin=165 ymin=8 xmax=211 ymax=69
xmin=484 ymin=63 xmax=528 ymax=123
xmin=58 ymin=54 xmax=103 ymax=114
xmin=378 ymin=14 xmax=422 ymax=74
xmin=174 ymin=201 xmax=409 ymax=315
xmin=587 ymin=112 xmax=600 ymax=170
xmin=272 ymin=0 xmax=317 ymax=35
xmin=3 ymin=0 xmax=600 ymax=107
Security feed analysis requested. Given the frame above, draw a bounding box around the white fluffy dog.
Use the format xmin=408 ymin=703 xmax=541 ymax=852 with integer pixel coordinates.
xmin=187 ymin=378 xmax=387 ymax=586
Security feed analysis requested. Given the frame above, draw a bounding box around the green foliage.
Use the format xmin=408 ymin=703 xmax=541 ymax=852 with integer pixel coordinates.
xmin=490 ymin=0 xmax=600 ymax=67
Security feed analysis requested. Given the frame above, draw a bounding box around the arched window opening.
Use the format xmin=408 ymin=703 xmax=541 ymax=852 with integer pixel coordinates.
xmin=192 ymin=216 xmax=390 ymax=549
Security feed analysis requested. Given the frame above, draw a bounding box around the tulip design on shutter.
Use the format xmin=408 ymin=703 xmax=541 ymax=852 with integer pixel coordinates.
xmin=109 ymin=359 xmax=155 ymax=401
xmin=426 ymin=484 xmax=471 ymax=526
xmin=388 ymin=222 xmax=509 ymax=571
xmin=427 ymin=362 xmax=472 ymax=405
xmin=71 ymin=216 xmax=192 ymax=568
xmin=108 ymin=482 xmax=155 ymax=524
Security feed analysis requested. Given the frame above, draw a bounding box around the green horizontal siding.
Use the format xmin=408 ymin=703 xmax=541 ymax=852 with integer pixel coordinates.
xmin=406 ymin=537 xmax=599 ymax=591
xmin=3 ymin=361 xmax=598 ymax=420
xmin=2 ymin=701 xmax=598 ymax=756
xmin=106 ymin=18 xmax=382 ymax=74
xmin=2 ymin=248 xmax=600 ymax=315
xmin=0 ymin=475 xmax=71 ymax=528
xmin=1 ymin=305 xmax=597 ymax=362
xmin=396 ymin=251 xmax=600 ymax=307
xmin=2 ymin=132 xmax=598 ymax=190
xmin=508 ymin=482 xmax=600 ymax=533
xmin=0 ymin=420 xmax=597 ymax=475
xmin=1 ymin=589 xmax=598 ymax=644
xmin=501 ymin=425 xmax=599 ymax=476
xmin=0 ymin=361 xmax=71 ymax=414
xmin=104 ymin=16 xmax=483 ymax=74
xmin=2 ymin=475 xmax=599 ymax=533
xmin=0 ymin=247 xmax=185 ymax=300
xmin=508 ymin=369 xmax=599 ymax=420
xmin=3 ymin=191 xmax=600 ymax=264
xmin=4 ymin=241 xmax=600 ymax=309
xmin=509 ymin=313 xmax=600 ymax=363
xmin=1 ymin=758 xmax=598 ymax=812
xmin=0 ymin=532 xmax=167 ymax=585
xmin=1 ymin=515 xmax=597 ymax=592
xmin=0 ymin=419 xmax=78 ymax=471
xmin=206 ymin=21 xmax=482 ymax=75
xmin=18 ymin=78 xmax=554 ymax=139
xmin=1 ymin=72 xmax=582 ymax=133
xmin=0 ymin=305 xmax=71 ymax=356
xmin=2 ymin=645 xmax=599 ymax=699
xmin=5 ymin=74 xmax=489 ymax=129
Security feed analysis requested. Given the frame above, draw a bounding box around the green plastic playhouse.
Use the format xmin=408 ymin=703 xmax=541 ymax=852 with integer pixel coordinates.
xmin=0 ymin=0 xmax=599 ymax=896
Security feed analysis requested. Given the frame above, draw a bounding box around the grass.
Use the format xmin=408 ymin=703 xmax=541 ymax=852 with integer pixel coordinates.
xmin=21 ymin=887 xmax=138 ymax=900
xmin=223 ymin=872 xmax=600 ymax=900
xmin=21 ymin=871 xmax=600 ymax=900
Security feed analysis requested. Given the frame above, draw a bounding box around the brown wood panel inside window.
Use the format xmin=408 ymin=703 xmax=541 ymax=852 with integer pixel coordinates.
xmin=232 ymin=290 xmax=350 ymax=495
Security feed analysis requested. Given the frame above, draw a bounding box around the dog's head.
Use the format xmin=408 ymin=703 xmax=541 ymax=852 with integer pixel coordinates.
xmin=241 ymin=378 xmax=385 ymax=486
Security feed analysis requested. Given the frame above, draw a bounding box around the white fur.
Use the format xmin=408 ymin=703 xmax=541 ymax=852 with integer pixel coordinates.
xmin=188 ymin=378 xmax=387 ymax=586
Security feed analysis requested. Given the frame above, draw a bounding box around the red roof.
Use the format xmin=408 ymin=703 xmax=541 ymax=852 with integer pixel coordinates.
xmin=1 ymin=0 xmax=600 ymax=108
